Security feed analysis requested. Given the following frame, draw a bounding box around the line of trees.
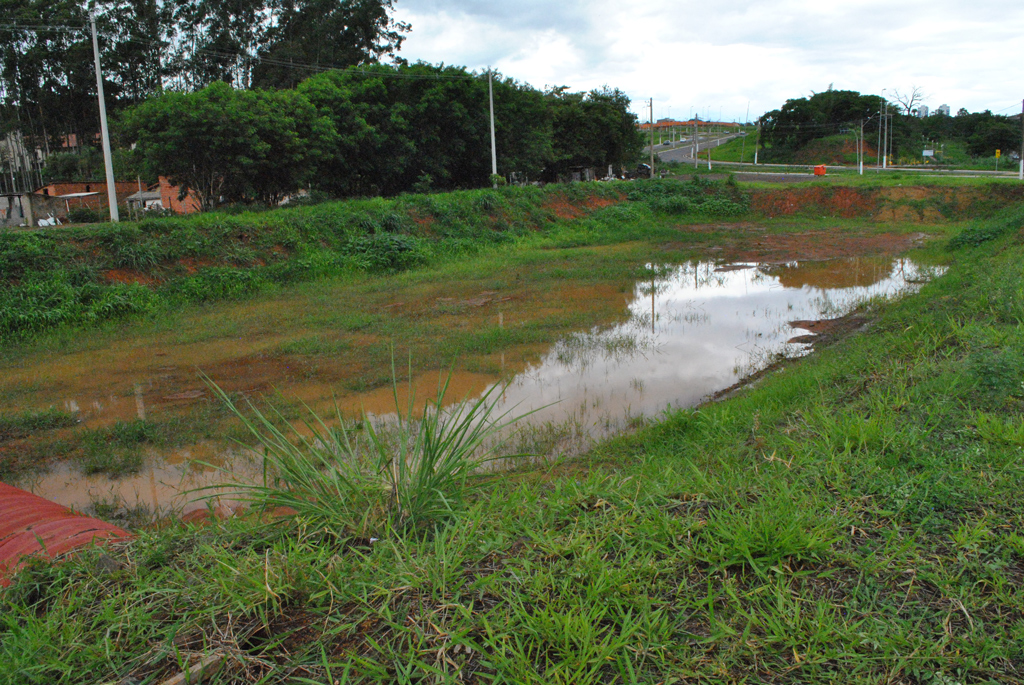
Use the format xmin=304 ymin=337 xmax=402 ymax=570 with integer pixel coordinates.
xmin=120 ymin=64 xmax=644 ymax=208
xmin=759 ymin=87 xmax=1022 ymax=163
xmin=0 ymin=0 xmax=407 ymax=193
xmin=2 ymin=0 xmax=643 ymax=203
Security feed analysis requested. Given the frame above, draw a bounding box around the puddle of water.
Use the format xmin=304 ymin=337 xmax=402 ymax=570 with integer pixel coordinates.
xmin=17 ymin=256 xmax=942 ymax=515
xmin=21 ymin=442 xmax=262 ymax=515
xmin=473 ymin=256 xmax=942 ymax=439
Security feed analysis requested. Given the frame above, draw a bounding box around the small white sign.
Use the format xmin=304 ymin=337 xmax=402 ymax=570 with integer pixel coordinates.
xmin=922 ymin=150 xmax=934 ymax=157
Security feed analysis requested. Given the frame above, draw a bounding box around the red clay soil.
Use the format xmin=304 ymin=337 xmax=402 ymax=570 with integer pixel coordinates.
xmin=670 ymin=224 xmax=931 ymax=263
xmin=544 ymin=192 xmax=623 ymax=219
xmin=103 ymin=269 xmax=159 ymax=286
xmin=0 ymin=482 xmax=131 ymax=587
xmin=750 ymin=184 xmax=1024 ymax=222
xmin=750 ymin=186 xmax=878 ymax=218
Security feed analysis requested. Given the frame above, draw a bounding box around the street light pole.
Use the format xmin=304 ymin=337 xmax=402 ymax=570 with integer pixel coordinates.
xmin=90 ymin=12 xmax=119 ymax=222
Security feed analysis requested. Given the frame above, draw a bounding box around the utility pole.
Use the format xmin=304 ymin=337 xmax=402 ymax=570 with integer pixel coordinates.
xmin=754 ymin=119 xmax=760 ymax=165
xmin=859 ymin=119 xmax=865 ymax=175
xmin=881 ymin=100 xmax=888 ymax=169
xmin=649 ymin=98 xmax=655 ymax=178
xmin=740 ymin=101 xmax=749 ymax=163
xmin=1019 ymin=99 xmax=1023 ymax=180
xmin=90 ymin=12 xmax=119 ymax=222
xmin=876 ymin=91 xmax=885 ymax=168
xmin=693 ymin=118 xmax=699 ymax=169
xmin=488 ymin=68 xmax=497 ymax=187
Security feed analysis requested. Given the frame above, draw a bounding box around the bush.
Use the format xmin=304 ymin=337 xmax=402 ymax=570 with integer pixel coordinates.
xmin=67 ymin=208 xmax=103 ymax=224
xmin=342 ymin=234 xmax=425 ymax=272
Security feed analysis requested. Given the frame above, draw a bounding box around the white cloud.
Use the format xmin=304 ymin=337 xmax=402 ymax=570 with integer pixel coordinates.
xmin=392 ymin=0 xmax=1024 ymax=120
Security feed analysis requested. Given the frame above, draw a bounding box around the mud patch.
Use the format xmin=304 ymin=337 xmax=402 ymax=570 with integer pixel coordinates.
xmin=751 ymin=186 xmax=877 ymax=218
xmin=665 ymin=224 xmax=932 ymax=263
xmin=103 ymin=269 xmax=159 ymax=286
xmin=543 ymin=192 xmax=622 ymax=220
xmin=788 ymin=314 xmax=869 ymax=345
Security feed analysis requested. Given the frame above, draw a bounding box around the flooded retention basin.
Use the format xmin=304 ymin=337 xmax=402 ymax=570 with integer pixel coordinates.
xmin=10 ymin=253 xmax=943 ymax=515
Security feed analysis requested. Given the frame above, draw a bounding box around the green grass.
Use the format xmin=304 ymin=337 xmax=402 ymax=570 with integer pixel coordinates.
xmin=0 ymin=408 xmax=78 ymax=441
xmin=3 ymin=201 xmax=1024 ymax=682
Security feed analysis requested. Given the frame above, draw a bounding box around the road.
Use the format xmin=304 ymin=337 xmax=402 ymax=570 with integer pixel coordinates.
xmin=645 ymin=132 xmax=746 ymax=165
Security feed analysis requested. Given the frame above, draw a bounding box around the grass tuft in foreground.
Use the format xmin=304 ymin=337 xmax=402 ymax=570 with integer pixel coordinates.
xmin=205 ymin=365 xmax=531 ymax=537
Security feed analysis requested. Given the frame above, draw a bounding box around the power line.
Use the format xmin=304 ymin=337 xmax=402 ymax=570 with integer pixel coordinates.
xmin=0 ymin=23 xmax=86 ymax=32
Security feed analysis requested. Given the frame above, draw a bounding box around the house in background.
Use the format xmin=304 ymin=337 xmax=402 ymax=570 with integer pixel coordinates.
xmin=126 ymin=186 xmax=163 ymax=214
xmin=158 ymin=176 xmax=201 ymax=214
xmin=34 ymin=180 xmax=137 ymax=212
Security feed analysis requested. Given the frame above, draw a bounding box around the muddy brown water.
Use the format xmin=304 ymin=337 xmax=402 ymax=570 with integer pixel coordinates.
xmin=16 ymin=255 xmax=942 ymax=516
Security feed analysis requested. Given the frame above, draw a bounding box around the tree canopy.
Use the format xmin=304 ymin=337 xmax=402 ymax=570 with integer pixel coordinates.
xmin=758 ymin=88 xmax=883 ymax=161
xmin=119 ymin=64 xmax=643 ymax=207
xmin=121 ymin=81 xmax=336 ymax=208
xmin=759 ymin=86 xmax=1022 ymax=163
xmin=0 ymin=0 xmax=406 ymax=156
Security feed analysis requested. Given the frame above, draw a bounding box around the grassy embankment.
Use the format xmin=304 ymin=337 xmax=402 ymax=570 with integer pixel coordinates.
xmin=2 ymin=182 xmax=1024 ymax=682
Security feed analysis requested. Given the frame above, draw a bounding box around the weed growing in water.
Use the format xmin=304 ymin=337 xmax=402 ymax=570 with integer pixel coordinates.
xmin=206 ymin=365 xmax=532 ymax=536
xmin=0 ymin=408 xmax=78 ymax=441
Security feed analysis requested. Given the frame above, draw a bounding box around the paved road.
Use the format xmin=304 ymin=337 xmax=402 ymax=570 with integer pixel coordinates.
xmin=651 ymin=133 xmax=745 ymax=165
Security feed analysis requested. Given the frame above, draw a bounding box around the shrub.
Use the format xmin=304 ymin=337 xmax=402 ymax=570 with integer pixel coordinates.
xmin=206 ymin=369 xmax=530 ymax=536
xmin=342 ymin=234 xmax=424 ymax=272
xmin=67 ymin=207 xmax=102 ymax=224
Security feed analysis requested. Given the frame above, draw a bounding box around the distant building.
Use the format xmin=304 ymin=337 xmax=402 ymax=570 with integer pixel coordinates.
xmin=158 ymin=176 xmax=201 ymax=214
xmin=34 ymin=180 xmax=137 ymax=211
xmin=126 ymin=187 xmax=163 ymax=212
xmin=936 ymin=104 xmax=951 ymax=116
xmin=917 ymin=105 xmax=929 ymax=118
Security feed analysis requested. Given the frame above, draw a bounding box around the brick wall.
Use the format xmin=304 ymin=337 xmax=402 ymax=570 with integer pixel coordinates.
xmin=35 ymin=181 xmax=138 ymax=211
xmin=158 ymin=177 xmax=202 ymax=214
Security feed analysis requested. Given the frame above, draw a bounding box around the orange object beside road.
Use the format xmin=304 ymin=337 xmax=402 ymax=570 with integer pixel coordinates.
xmin=813 ymin=165 xmax=827 ymax=176
xmin=0 ymin=482 xmax=131 ymax=587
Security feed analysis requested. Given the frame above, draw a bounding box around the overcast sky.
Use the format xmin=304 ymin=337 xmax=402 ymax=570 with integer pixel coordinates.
xmin=391 ymin=0 xmax=1024 ymax=122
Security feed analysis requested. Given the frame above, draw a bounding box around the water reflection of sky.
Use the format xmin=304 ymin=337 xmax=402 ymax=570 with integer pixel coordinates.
xmin=489 ymin=257 xmax=942 ymax=433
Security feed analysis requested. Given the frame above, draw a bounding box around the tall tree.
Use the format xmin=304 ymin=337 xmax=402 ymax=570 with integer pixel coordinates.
xmin=759 ymin=88 xmax=883 ymax=162
xmin=253 ymin=0 xmax=408 ymax=89
xmin=122 ymin=81 xmax=336 ymax=207
xmin=544 ymin=86 xmax=642 ymax=179
xmin=299 ymin=64 xmax=552 ymax=196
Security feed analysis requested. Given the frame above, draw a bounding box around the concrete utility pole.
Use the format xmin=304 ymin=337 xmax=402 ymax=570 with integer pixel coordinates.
xmin=740 ymin=101 xmax=750 ymax=163
xmin=882 ymin=102 xmax=888 ymax=169
xmin=877 ymin=91 xmax=885 ymax=168
xmin=90 ymin=12 xmax=119 ymax=222
xmin=754 ymin=120 xmax=760 ymax=165
xmin=1019 ymin=99 xmax=1023 ymax=180
xmin=859 ymin=119 xmax=865 ymax=175
xmin=692 ymin=119 xmax=698 ymax=168
xmin=488 ymin=68 xmax=497 ymax=187
xmin=649 ymin=98 xmax=655 ymax=177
